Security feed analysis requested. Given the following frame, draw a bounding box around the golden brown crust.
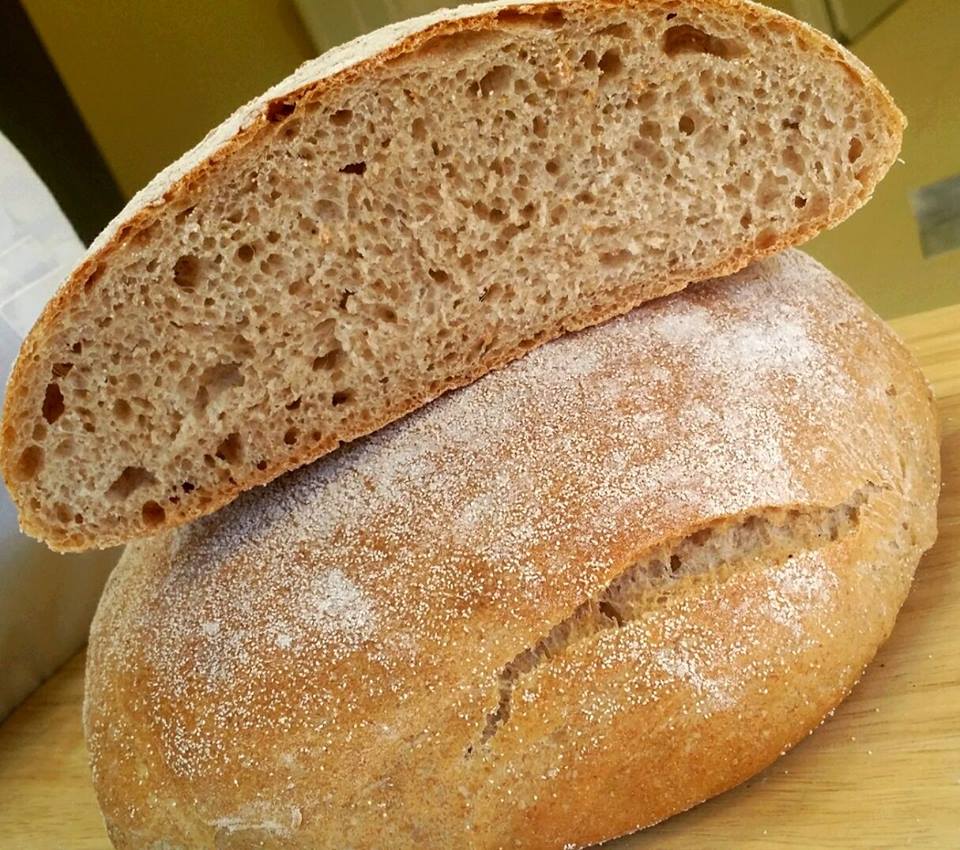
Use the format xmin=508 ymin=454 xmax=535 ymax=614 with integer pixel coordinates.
xmin=2 ymin=0 xmax=904 ymax=551
xmin=83 ymin=252 xmax=939 ymax=849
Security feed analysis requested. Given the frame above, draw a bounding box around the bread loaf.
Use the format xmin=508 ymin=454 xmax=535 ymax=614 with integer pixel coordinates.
xmin=2 ymin=0 xmax=904 ymax=551
xmin=83 ymin=251 xmax=939 ymax=849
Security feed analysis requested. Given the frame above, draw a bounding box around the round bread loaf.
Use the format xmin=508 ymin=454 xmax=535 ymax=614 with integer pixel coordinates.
xmin=84 ymin=251 xmax=939 ymax=849
xmin=3 ymin=0 xmax=904 ymax=552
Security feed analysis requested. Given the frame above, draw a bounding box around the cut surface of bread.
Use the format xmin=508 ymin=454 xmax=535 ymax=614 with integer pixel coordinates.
xmin=2 ymin=0 xmax=904 ymax=550
xmin=83 ymin=251 xmax=939 ymax=849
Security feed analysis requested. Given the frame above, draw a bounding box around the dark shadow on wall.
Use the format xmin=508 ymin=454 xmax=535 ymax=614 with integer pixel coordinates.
xmin=0 ymin=1 xmax=124 ymax=245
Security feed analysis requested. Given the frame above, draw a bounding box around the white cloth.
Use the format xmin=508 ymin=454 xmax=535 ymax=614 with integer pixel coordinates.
xmin=0 ymin=131 xmax=116 ymax=720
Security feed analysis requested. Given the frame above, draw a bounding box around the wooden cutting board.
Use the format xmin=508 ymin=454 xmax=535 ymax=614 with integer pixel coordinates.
xmin=1 ymin=303 xmax=958 ymax=849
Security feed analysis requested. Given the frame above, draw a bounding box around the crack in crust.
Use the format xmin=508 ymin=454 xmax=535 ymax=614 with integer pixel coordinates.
xmin=477 ymin=486 xmax=873 ymax=746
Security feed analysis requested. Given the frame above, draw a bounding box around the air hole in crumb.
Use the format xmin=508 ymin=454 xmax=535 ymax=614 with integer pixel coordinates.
xmin=496 ymin=6 xmax=565 ymax=27
xmin=284 ymin=427 xmax=299 ymax=445
xmin=260 ymin=252 xmax=285 ymax=274
xmin=142 ymin=501 xmax=165 ymax=527
xmin=678 ymin=113 xmax=695 ymax=135
xmin=480 ymin=65 xmax=513 ymax=96
xmin=215 ymin=432 xmax=243 ymax=464
xmin=114 ymin=398 xmax=132 ymax=421
xmin=173 ymin=254 xmax=201 ymax=289
xmin=580 ymin=49 xmax=598 ymax=70
xmin=51 ymin=362 xmax=73 ymax=378
xmin=782 ymin=145 xmax=804 ymax=175
xmin=182 ymin=481 xmax=196 ymax=493
xmin=330 ymin=108 xmax=353 ymax=126
xmin=794 ymin=195 xmax=807 ymax=208
xmin=340 ymin=161 xmax=367 ymax=176
xmin=663 ymin=24 xmax=746 ymax=59
xmin=42 ymin=383 xmax=65 ymax=424
xmin=848 ymin=136 xmax=863 ymax=162
xmin=600 ymin=249 xmax=634 ymax=266
xmin=195 ymin=363 xmax=244 ymax=411
xmin=428 ymin=268 xmax=449 ymax=283
xmin=285 ymin=397 xmax=302 ymax=410
xmin=14 ymin=445 xmax=43 ymax=481
xmin=237 ymin=244 xmax=255 ymax=263
xmin=331 ymin=390 xmax=352 ymax=407
xmin=545 ymin=159 xmax=560 ymax=175
xmin=107 ymin=466 xmax=157 ymax=501
xmin=598 ymin=49 xmax=623 ymax=81
xmin=313 ymin=348 xmax=342 ymax=371
xmin=83 ymin=265 xmax=104 ymax=294
xmin=886 ymin=384 xmax=898 ymax=397
xmin=411 ymin=117 xmax=427 ymax=140
xmin=266 ymin=100 xmax=296 ymax=122
xmin=638 ymin=120 xmax=661 ymax=141
xmin=174 ymin=205 xmax=196 ymax=225
xmin=597 ymin=21 xmax=632 ymax=38
xmin=755 ymin=227 xmax=777 ymax=250
xmin=313 ymin=199 xmax=340 ymax=220
xmin=256 ymin=460 xmax=268 ymax=471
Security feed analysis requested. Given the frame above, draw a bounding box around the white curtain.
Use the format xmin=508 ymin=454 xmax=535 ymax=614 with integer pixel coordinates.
xmin=0 ymin=131 xmax=116 ymax=721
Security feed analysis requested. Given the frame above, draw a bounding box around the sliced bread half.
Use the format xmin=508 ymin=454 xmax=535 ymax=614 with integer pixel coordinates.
xmin=2 ymin=0 xmax=904 ymax=550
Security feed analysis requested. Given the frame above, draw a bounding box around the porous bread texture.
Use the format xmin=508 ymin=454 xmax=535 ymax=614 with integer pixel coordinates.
xmin=83 ymin=252 xmax=940 ymax=850
xmin=1 ymin=0 xmax=903 ymax=551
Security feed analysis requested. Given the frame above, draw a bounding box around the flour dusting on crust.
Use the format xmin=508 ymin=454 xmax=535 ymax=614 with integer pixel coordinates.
xmin=108 ymin=253 xmax=873 ymax=789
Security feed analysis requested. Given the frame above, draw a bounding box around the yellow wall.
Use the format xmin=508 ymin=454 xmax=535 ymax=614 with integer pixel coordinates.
xmin=803 ymin=0 xmax=960 ymax=317
xmin=22 ymin=0 xmax=314 ymax=198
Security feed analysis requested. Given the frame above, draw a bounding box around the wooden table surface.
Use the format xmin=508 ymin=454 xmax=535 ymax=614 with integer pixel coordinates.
xmin=0 ymin=303 xmax=958 ymax=850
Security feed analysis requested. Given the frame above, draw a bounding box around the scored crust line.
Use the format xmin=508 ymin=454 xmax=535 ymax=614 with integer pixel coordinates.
xmin=475 ymin=485 xmax=875 ymax=748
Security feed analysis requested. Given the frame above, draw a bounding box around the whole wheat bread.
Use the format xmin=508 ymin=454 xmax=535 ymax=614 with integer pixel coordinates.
xmin=83 ymin=251 xmax=940 ymax=848
xmin=1 ymin=0 xmax=904 ymax=550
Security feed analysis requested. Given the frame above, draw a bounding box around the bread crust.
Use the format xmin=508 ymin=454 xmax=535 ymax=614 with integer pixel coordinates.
xmin=83 ymin=252 xmax=939 ymax=849
xmin=2 ymin=0 xmax=904 ymax=551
